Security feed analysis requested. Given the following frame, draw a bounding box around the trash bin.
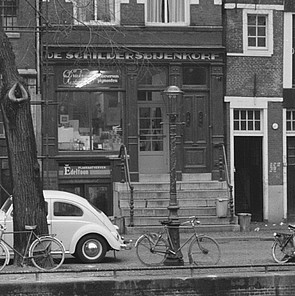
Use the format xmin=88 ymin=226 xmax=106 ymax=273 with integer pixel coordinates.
xmin=216 ymin=198 xmax=229 ymax=218
xmin=238 ymin=213 xmax=252 ymax=232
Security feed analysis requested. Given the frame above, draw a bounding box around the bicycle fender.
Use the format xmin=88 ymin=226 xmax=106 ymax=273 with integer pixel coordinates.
xmin=0 ymin=241 xmax=10 ymax=265
xmin=135 ymin=234 xmax=152 ymax=247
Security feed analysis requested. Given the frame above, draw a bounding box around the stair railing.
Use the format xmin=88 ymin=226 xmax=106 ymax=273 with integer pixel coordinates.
xmin=119 ymin=144 xmax=134 ymax=227
xmin=219 ymin=144 xmax=235 ymax=224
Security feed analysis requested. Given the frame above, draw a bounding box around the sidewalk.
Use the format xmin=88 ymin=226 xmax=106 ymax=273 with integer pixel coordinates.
xmin=123 ymin=221 xmax=291 ymax=243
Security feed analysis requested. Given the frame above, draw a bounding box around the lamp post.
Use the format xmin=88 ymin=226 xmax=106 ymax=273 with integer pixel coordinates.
xmin=162 ymin=85 xmax=184 ymax=266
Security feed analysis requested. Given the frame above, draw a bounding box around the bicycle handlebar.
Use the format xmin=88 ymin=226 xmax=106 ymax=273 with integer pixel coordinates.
xmin=181 ymin=216 xmax=200 ymax=226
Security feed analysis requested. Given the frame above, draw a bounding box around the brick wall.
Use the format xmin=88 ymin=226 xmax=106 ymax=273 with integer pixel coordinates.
xmin=225 ymin=7 xmax=284 ymax=97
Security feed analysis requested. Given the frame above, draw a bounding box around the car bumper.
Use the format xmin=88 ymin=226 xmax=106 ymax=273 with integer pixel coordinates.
xmin=120 ymin=239 xmax=132 ymax=250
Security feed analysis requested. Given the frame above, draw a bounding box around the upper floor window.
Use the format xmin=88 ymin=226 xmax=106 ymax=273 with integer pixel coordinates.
xmin=145 ymin=0 xmax=187 ymax=25
xmin=73 ymin=0 xmax=119 ymax=25
xmin=247 ymin=15 xmax=267 ymax=48
xmin=243 ymin=9 xmax=273 ymax=57
xmin=0 ymin=0 xmax=17 ymax=30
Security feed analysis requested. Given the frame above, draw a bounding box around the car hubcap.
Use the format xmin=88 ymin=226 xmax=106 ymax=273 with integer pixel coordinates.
xmin=83 ymin=240 xmax=101 ymax=259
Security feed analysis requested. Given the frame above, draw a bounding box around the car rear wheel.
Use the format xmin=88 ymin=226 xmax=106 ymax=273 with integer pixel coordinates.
xmin=76 ymin=235 xmax=107 ymax=263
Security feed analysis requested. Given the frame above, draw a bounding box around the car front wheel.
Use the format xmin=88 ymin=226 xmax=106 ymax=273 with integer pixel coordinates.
xmin=76 ymin=235 xmax=107 ymax=263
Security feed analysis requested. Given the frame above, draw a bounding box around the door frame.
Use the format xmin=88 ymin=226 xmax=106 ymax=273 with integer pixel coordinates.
xmin=226 ymin=96 xmax=269 ymax=221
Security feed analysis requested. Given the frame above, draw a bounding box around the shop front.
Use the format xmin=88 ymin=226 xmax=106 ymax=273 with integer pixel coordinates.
xmin=42 ymin=47 xmax=225 ymax=215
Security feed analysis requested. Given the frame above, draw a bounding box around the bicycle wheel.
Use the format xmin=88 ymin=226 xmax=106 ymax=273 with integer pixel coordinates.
xmin=188 ymin=235 xmax=221 ymax=265
xmin=136 ymin=234 xmax=168 ymax=266
xmin=29 ymin=237 xmax=65 ymax=270
xmin=0 ymin=242 xmax=9 ymax=271
xmin=272 ymin=241 xmax=291 ymax=264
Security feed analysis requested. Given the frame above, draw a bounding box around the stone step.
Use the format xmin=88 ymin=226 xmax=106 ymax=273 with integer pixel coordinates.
xmin=125 ymin=223 xmax=240 ymax=235
xmin=120 ymin=207 xmax=217 ymax=217
xmin=115 ymin=181 xmax=227 ymax=192
xmin=139 ymin=173 xmax=212 ymax=182
xmin=124 ymin=215 xmax=232 ymax=226
xmin=120 ymin=198 xmax=224 ymax=208
xmin=119 ymin=190 xmax=228 ymax=200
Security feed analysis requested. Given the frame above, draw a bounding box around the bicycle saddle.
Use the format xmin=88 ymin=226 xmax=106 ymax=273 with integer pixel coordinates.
xmin=25 ymin=225 xmax=37 ymax=230
xmin=159 ymin=220 xmax=170 ymax=225
xmin=288 ymin=224 xmax=295 ymax=230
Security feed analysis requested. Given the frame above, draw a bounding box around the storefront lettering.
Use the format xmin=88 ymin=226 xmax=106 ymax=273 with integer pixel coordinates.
xmin=61 ymin=165 xmax=110 ymax=176
xmin=62 ymin=69 xmax=120 ymax=86
xmin=47 ymin=51 xmax=222 ymax=61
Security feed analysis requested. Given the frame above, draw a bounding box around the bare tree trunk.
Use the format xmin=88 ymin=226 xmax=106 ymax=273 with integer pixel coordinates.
xmin=0 ymin=28 xmax=48 ymax=265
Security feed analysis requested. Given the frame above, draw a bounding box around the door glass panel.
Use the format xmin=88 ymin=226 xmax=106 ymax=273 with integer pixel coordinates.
xmin=139 ymin=106 xmax=163 ymax=151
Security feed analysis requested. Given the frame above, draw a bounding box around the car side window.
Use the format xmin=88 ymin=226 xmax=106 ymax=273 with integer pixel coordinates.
xmin=53 ymin=202 xmax=83 ymax=217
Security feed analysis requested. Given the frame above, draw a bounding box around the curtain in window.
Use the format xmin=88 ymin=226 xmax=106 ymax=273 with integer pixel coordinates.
xmin=167 ymin=0 xmax=184 ymax=23
xmin=97 ymin=0 xmax=111 ymax=22
xmin=75 ymin=0 xmax=114 ymax=22
xmin=76 ymin=0 xmax=93 ymax=22
xmin=147 ymin=0 xmax=184 ymax=23
xmin=147 ymin=0 xmax=162 ymax=23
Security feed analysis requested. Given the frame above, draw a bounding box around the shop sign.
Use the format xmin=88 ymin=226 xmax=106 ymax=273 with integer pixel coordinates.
xmin=47 ymin=51 xmax=223 ymax=62
xmin=62 ymin=69 xmax=120 ymax=88
xmin=59 ymin=164 xmax=111 ymax=177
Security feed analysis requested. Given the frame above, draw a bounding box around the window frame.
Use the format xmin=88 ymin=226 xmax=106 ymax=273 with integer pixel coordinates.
xmin=138 ymin=0 xmax=198 ymax=26
xmin=243 ymin=9 xmax=273 ymax=57
xmin=71 ymin=0 xmax=121 ymax=25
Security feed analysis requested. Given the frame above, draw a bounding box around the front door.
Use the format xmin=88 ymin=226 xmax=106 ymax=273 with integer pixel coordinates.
xmin=181 ymin=93 xmax=210 ymax=173
xmin=234 ymin=136 xmax=263 ymax=221
xmin=287 ymin=137 xmax=295 ymax=220
xmin=138 ymin=102 xmax=168 ymax=173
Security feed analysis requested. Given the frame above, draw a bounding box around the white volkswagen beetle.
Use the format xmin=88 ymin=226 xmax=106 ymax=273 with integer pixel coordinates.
xmin=0 ymin=190 xmax=131 ymax=263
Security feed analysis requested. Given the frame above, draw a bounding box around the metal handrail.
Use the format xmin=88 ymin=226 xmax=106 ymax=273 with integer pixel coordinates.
xmin=119 ymin=145 xmax=134 ymax=227
xmin=219 ymin=144 xmax=235 ymax=223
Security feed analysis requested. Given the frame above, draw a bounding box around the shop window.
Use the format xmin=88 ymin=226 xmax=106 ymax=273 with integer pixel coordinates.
xmin=183 ymin=66 xmax=207 ymax=86
xmin=58 ymin=91 xmax=123 ymax=151
xmin=243 ymin=9 xmax=273 ymax=56
xmin=234 ymin=109 xmax=261 ymax=131
xmin=287 ymin=110 xmax=295 ymax=131
xmin=72 ymin=0 xmax=119 ymax=25
xmin=0 ymin=0 xmax=17 ymax=30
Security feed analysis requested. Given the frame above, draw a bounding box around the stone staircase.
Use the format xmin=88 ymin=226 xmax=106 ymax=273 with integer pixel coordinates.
xmin=113 ymin=174 xmax=239 ymax=234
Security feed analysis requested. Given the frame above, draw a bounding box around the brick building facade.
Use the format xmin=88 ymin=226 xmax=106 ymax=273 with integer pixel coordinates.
xmin=224 ymin=0 xmax=288 ymax=222
xmin=2 ymin=0 xmax=295 ymax=225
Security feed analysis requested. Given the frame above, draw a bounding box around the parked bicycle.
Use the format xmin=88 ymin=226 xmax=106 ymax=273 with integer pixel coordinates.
xmin=135 ymin=216 xmax=221 ymax=266
xmin=0 ymin=224 xmax=65 ymax=271
xmin=272 ymin=224 xmax=295 ymax=263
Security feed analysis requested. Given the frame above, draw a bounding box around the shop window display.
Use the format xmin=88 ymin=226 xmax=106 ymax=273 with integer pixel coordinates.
xmin=58 ymin=91 xmax=122 ymax=151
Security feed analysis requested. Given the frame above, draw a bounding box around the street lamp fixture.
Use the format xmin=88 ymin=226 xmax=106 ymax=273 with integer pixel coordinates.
xmin=162 ymin=85 xmax=184 ymax=266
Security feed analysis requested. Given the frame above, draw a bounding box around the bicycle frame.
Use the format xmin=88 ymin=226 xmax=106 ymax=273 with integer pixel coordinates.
xmin=274 ymin=232 xmax=294 ymax=255
xmin=0 ymin=229 xmax=41 ymax=264
xmin=164 ymin=226 xmax=197 ymax=256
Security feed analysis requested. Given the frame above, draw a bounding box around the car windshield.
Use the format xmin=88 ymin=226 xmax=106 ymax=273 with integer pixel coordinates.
xmin=1 ymin=197 xmax=12 ymax=213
